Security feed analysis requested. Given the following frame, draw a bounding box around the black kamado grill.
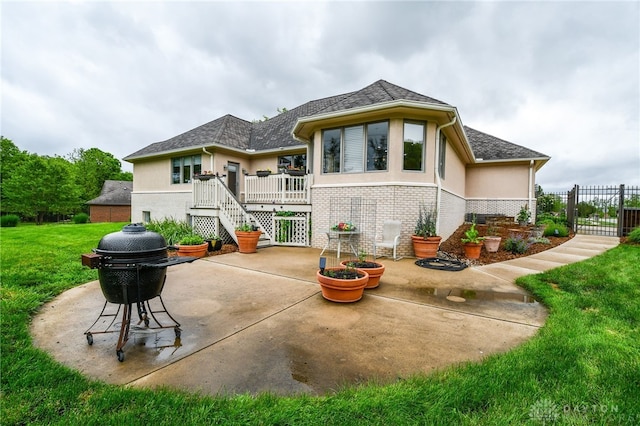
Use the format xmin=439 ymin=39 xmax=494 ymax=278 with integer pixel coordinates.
xmin=81 ymin=223 xmax=196 ymax=362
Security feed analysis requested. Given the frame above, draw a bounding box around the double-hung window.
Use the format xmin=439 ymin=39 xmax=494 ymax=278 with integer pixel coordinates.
xmin=322 ymin=121 xmax=388 ymax=173
xmin=403 ymin=121 xmax=425 ymax=171
xmin=172 ymin=155 xmax=202 ymax=184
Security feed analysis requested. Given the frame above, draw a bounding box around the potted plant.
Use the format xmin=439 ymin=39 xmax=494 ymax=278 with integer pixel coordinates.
xmin=256 ymin=169 xmax=272 ymax=177
xmin=285 ymin=165 xmax=305 ymax=176
xmin=195 ymin=171 xmax=215 ymax=181
xmin=461 ymin=218 xmax=484 ymax=259
xmin=235 ymin=223 xmax=261 ymax=254
xmin=340 ymin=250 xmax=385 ymax=289
xmin=317 ymin=261 xmax=369 ymax=303
xmin=205 ymin=234 xmax=223 ymax=251
xmin=483 ymin=224 xmax=502 ymax=253
xmin=175 ymin=233 xmax=208 ymax=258
xmin=411 ymin=204 xmax=441 ymax=258
xmin=517 ymin=204 xmax=531 ymax=226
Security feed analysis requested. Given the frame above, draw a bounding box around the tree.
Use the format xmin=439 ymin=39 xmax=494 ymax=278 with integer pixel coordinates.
xmin=1 ymin=137 xmax=29 ymax=213
xmin=68 ymin=148 xmax=126 ymax=202
xmin=3 ymin=154 xmax=79 ymax=224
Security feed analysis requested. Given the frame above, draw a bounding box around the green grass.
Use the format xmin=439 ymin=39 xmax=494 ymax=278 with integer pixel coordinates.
xmin=2 ymin=223 xmax=639 ymax=425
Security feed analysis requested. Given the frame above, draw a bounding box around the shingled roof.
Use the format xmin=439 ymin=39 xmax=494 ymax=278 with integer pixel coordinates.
xmin=124 ymin=80 xmax=547 ymax=162
xmin=87 ymin=180 xmax=132 ymax=206
xmin=464 ymin=126 xmax=548 ymax=161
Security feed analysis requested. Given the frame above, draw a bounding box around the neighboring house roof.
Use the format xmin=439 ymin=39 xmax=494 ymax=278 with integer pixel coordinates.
xmin=124 ymin=79 xmax=548 ymax=164
xmin=87 ymin=180 xmax=132 ymax=206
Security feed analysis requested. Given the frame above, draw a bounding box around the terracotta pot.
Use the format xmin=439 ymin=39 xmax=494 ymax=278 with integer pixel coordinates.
xmin=175 ymin=242 xmax=208 ymax=258
xmin=463 ymin=242 xmax=483 ymax=259
xmin=235 ymin=230 xmax=261 ymax=253
xmin=316 ymin=267 xmax=369 ymax=303
xmin=483 ymin=236 xmax=501 ymax=253
xmin=340 ymin=260 xmax=385 ymax=288
xmin=411 ymin=235 xmax=442 ymax=258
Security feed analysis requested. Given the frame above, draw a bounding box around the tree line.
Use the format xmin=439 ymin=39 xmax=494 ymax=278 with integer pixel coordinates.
xmin=1 ymin=136 xmax=132 ymax=224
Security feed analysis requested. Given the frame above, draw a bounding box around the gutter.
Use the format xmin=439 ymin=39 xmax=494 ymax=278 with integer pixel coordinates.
xmin=434 ymin=115 xmax=457 ymax=233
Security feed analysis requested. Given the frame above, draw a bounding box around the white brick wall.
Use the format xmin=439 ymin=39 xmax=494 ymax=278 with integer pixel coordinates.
xmin=311 ymin=184 xmax=438 ymax=258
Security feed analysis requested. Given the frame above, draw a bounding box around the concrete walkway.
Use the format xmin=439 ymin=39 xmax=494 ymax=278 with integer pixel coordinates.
xmin=30 ymin=234 xmax=618 ymax=396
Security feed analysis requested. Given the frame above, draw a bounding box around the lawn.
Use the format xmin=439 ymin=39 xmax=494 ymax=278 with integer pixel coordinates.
xmin=1 ymin=223 xmax=639 ymax=425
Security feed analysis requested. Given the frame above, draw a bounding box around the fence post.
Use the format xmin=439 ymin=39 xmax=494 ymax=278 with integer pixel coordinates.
xmin=617 ymin=184 xmax=625 ymax=237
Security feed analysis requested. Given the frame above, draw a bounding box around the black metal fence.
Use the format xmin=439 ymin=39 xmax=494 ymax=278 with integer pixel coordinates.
xmin=537 ymin=184 xmax=640 ymax=237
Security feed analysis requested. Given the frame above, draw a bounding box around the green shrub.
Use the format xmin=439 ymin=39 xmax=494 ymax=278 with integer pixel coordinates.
xmin=543 ymin=223 xmax=569 ymax=237
xmin=504 ymin=235 xmax=530 ymax=254
xmin=72 ymin=213 xmax=89 ymax=224
xmin=627 ymin=226 xmax=640 ymax=244
xmin=536 ymin=213 xmax=568 ymax=226
xmin=0 ymin=214 xmax=20 ymax=227
xmin=145 ymin=217 xmax=193 ymax=245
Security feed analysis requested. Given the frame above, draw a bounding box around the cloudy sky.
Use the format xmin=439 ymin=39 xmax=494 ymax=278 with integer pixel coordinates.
xmin=2 ymin=1 xmax=638 ymax=192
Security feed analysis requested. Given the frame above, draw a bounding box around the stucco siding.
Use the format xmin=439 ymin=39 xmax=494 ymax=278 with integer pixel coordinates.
xmin=466 ymin=164 xmax=530 ymax=198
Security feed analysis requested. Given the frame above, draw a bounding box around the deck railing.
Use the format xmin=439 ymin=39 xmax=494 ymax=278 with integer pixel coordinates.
xmin=244 ymin=173 xmax=311 ymax=204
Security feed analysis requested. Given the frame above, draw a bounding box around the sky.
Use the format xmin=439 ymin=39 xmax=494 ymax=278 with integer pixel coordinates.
xmin=2 ymin=0 xmax=639 ymax=192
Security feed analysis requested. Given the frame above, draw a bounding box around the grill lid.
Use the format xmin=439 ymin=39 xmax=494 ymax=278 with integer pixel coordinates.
xmin=96 ymin=223 xmax=167 ymax=254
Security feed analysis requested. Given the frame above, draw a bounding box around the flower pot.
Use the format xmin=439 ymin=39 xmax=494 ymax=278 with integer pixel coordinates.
xmin=196 ymin=175 xmax=213 ymax=181
xmin=483 ymin=236 xmax=501 ymax=253
xmin=411 ymin=235 xmax=442 ymax=259
xmin=235 ymin=230 xmax=261 ymax=253
xmin=340 ymin=260 xmax=385 ymax=289
xmin=175 ymin=242 xmax=208 ymax=258
xmin=463 ymin=242 xmax=483 ymax=259
xmin=207 ymin=239 xmax=223 ymax=251
xmin=317 ymin=267 xmax=369 ymax=302
xmin=256 ymin=171 xmax=271 ymax=177
xmin=285 ymin=169 xmax=305 ymax=176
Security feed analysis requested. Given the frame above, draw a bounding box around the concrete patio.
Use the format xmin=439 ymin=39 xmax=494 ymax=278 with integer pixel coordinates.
xmin=30 ymin=234 xmax=618 ymax=396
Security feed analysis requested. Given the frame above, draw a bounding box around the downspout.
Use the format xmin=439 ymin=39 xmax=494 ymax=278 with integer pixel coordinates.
xmin=528 ymin=159 xmax=534 ymax=221
xmin=434 ymin=115 xmax=457 ymax=233
xmin=202 ymin=147 xmax=214 ymax=172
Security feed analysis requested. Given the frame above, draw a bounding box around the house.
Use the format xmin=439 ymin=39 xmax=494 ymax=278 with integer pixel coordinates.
xmin=124 ymin=80 xmax=549 ymax=257
xmin=87 ymin=180 xmax=132 ymax=222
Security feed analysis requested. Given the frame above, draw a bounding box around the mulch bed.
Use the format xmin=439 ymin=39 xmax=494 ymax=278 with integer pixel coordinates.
xmin=438 ymin=223 xmax=574 ymax=266
xmin=206 ymin=244 xmax=238 ymax=256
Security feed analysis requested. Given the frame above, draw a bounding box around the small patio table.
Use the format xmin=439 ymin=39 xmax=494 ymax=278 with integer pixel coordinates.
xmin=320 ymin=230 xmax=361 ymax=258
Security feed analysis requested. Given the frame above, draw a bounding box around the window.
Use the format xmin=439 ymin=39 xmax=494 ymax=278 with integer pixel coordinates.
xmin=343 ymin=125 xmax=364 ymax=172
xmin=403 ymin=122 xmax=424 ymax=171
xmin=322 ymin=121 xmax=388 ymax=174
xmin=278 ymin=154 xmax=306 ymax=172
xmin=323 ymin=128 xmax=341 ymax=173
xmin=367 ymin=122 xmax=388 ymax=171
xmin=172 ymin=155 xmax=202 ymax=184
xmin=438 ymin=132 xmax=447 ymax=179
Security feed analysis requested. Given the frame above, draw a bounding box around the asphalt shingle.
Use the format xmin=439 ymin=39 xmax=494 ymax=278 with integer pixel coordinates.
xmin=124 ymin=80 xmax=547 ymax=162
